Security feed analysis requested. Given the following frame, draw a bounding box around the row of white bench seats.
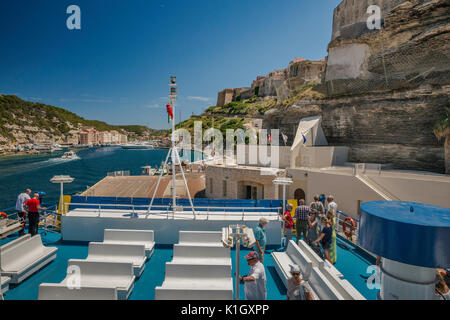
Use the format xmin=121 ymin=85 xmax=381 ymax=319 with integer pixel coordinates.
xmin=272 ymin=240 xmax=365 ymax=300
xmin=155 ymin=231 xmax=233 ymax=300
xmin=39 ymin=229 xmax=155 ymax=300
xmin=1 ymin=276 xmax=10 ymax=295
xmin=0 ymin=234 xmax=58 ymax=285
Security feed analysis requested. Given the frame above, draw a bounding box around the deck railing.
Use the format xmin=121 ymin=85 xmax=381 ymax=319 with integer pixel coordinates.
xmin=64 ymin=202 xmax=281 ymax=221
xmin=335 ymin=210 xmax=359 ymax=243
xmin=0 ymin=205 xmax=60 ymax=235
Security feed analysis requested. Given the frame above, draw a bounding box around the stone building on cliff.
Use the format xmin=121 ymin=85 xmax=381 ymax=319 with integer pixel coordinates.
xmin=216 ymin=58 xmax=326 ymax=106
xmin=204 ymin=0 xmax=450 ymax=217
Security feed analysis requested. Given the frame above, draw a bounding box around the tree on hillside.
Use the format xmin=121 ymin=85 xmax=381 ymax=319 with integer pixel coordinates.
xmin=433 ymin=107 xmax=450 ymax=174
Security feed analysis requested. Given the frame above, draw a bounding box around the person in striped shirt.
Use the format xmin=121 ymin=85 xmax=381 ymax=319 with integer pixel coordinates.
xmin=294 ymin=199 xmax=310 ymax=244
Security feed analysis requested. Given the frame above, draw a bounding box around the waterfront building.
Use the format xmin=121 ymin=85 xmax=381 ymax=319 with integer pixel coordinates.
xmin=205 ymin=116 xmax=450 ymax=219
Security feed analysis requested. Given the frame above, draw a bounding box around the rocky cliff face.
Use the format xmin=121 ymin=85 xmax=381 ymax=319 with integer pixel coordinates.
xmin=216 ymin=58 xmax=326 ymax=106
xmin=264 ymin=0 xmax=449 ymax=173
xmin=322 ymin=0 xmax=450 ymax=96
xmin=264 ymin=85 xmax=448 ymax=173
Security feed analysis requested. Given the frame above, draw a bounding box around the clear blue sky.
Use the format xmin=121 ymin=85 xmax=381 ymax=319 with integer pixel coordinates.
xmin=0 ymin=0 xmax=341 ymax=129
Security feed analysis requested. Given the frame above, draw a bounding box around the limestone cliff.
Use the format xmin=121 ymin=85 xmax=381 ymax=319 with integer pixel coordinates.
xmin=264 ymin=0 xmax=450 ymax=173
xmin=216 ymin=58 xmax=326 ymax=106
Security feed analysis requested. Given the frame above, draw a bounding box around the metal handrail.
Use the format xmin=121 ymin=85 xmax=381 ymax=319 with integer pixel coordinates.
xmin=67 ymin=202 xmax=281 ymax=211
xmin=335 ymin=210 xmax=359 ymax=240
xmin=64 ymin=202 xmax=282 ymax=220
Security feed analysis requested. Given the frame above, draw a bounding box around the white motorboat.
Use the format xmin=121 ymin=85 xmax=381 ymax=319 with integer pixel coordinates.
xmin=61 ymin=151 xmax=78 ymax=160
xmin=141 ymin=166 xmax=157 ymax=176
xmin=121 ymin=142 xmax=154 ymax=150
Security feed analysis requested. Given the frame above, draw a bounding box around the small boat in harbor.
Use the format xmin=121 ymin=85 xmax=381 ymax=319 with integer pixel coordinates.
xmin=61 ymin=151 xmax=78 ymax=160
xmin=121 ymin=142 xmax=155 ymax=150
xmin=141 ymin=166 xmax=157 ymax=176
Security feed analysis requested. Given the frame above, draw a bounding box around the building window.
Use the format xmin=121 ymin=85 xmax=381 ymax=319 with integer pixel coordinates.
xmin=210 ymin=178 xmax=213 ymax=194
xmin=262 ymin=186 xmax=264 ymax=200
xmin=223 ymin=180 xmax=227 ymax=197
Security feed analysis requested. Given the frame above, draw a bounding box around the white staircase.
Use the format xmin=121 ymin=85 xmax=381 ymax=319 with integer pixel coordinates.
xmin=356 ymin=174 xmax=400 ymax=201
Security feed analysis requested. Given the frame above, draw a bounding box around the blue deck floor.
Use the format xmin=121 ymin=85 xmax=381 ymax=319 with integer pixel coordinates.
xmin=1 ymin=230 xmax=379 ymax=300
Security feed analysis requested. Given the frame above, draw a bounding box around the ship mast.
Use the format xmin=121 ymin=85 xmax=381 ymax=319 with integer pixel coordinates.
xmin=169 ymin=76 xmax=177 ymax=210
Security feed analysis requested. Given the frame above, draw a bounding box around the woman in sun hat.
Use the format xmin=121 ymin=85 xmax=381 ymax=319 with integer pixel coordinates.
xmin=286 ymin=264 xmax=314 ymax=300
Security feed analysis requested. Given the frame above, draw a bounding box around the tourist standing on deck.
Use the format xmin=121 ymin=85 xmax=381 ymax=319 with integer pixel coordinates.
xmin=15 ymin=189 xmax=31 ymax=236
xmin=254 ymin=218 xmax=268 ymax=263
xmin=327 ymin=209 xmax=337 ymax=264
xmin=326 ymin=195 xmax=338 ymax=214
xmin=286 ymin=264 xmax=314 ymax=300
xmin=310 ymin=195 xmax=324 ymax=216
xmin=306 ymin=210 xmax=320 ymax=246
xmin=283 ymin=204 xmax=294 ymax=248
xmin=295 ymin=199 xmax=309 ymax=244
xmin=240 ymin=251 xmax=267 ymax=300
xmin=435 ymin=270 xmax=450 ymax=300
xmin=25 ymin=193 xmax=44 ymax=236
xmin=311 ymin=217 xmax=333 ymax=264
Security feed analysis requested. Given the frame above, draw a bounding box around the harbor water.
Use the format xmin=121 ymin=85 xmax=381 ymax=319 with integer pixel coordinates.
xmin=0 ymin=147 xmax=170 ymax=209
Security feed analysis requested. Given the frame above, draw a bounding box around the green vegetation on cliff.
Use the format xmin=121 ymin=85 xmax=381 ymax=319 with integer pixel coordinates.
xmin=175 ymin=96 xmax=276 ymax=136
xmin=0 ymin=95 xmax=166 ymax=142
xmin=205 ymin=97 xmax=276 ymax=116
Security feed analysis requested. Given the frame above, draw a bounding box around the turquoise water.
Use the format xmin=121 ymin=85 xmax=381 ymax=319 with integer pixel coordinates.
xmin=0 ymin=147 xmax=170 ymax=209
xmin=1 ymin=231 xmax=378 ymax=300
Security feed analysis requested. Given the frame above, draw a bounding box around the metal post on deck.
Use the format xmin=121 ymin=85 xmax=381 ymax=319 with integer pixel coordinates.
xmin=146 ymin=148 xmax=171 ymax=218
xmin=50 ymin=175 xmax=74 ymax=215
xmin=235 ymin=235 xmax=241 ymax=300
xmin=169 ymin=76 xmax=177 ymax=214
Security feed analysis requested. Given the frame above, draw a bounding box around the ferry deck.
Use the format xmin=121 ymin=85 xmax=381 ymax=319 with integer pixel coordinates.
xmin=1 ymin=228 xmax=378 ymax=300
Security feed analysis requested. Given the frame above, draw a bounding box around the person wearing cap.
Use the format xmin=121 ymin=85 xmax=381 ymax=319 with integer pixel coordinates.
xmin=287 ymin=264 xmax=314 ymax=300
xmin=240 ymin=251 xmax=267 ymax=300
xmin=253 ymin=217 xmax=268 ymax=264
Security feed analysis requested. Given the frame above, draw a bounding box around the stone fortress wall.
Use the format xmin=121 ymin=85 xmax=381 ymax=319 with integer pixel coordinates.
xmin=331 ymin=0 xmax=421 ymax=41
xmin=216 ymin=58 xmax=326 ymax=106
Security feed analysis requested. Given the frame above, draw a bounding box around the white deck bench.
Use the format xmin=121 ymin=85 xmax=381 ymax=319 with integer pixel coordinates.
xmin=318 ymin=264 xmax=366 ymax=300
xmin=86 ymin=243 xmax=146 ymax=277
xmin=178 ymin=231 xmax=223 ymax=247
xmin=1 ymin=276 xmax=11 ymax=294
xmin=308 ymin=267 xmax=345 ymax=300
xmin=0 ymin=219 xmax=23 ymax=238
xmin=155 ymin=263 xmax=233 ymax=300
xmin=271 ymin=240 xmax=313 ymax=286
xmin=1 ymin=234 xmax=31 ymax=251
xmin=172 ymin=245 xmax=231 ymax=266
xmin=0 ymin=234 xmax=58 ymax=284
xmin=103 ymin=229 xmax=155 ymax=259
xmin=59 ymin=260 xmax=135 ymax=300
xmin=297 ymin=240 xmax=343 ymax=278
xmin=38 ymin=284 xmax=118 ymax=300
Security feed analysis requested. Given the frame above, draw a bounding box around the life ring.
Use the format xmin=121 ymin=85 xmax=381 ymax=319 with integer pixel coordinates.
xmin=342 ymin=217 xmax=355 ymax=238
xmin=0 ymin=212 xmax=7 ymax=219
